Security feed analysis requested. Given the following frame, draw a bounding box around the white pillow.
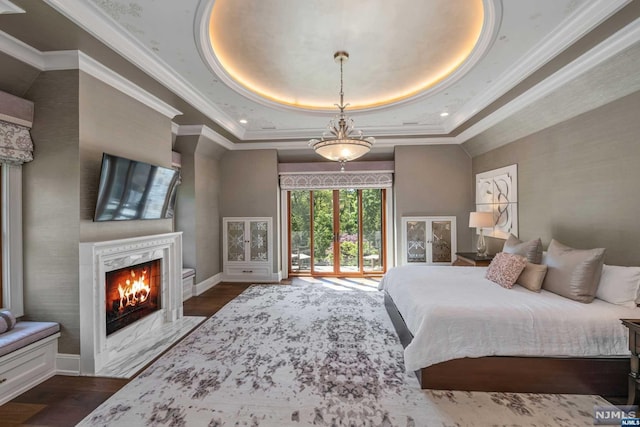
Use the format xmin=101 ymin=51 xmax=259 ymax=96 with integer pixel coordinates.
xmin=596 ymin=265 xmax=640 ymax=307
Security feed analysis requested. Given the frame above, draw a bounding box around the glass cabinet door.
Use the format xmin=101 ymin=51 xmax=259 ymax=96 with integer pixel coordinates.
xmin=430 ymin=220 xmax=453 ymax=263
xmin=402 ymin=216 xmax=456 ymax=265
xmin=226 ymin=220 xmax=246 ymax=262
xmin=249 ymin=220 xmax=269 ymax=262
xmin=405 ymin=219 xmax=427 ymax=263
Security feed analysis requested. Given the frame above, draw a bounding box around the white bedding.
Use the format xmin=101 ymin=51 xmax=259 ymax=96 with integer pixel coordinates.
xmin=379 ymin=265 xmax=638 ymax=372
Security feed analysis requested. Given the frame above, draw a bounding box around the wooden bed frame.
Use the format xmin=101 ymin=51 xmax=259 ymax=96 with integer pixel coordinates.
xmin=384 ymin=292 xmax=628 ymax=397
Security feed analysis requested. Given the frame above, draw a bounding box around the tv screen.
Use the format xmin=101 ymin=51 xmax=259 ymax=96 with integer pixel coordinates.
xmin=93 ymin=153 xmax=180 ymax=221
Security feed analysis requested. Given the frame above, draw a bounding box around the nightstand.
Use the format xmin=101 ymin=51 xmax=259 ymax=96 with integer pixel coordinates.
xmin=453 ymin=252 xmax=494 ymax=267
xmin=621 ymin=319 xmax=640 ymax=405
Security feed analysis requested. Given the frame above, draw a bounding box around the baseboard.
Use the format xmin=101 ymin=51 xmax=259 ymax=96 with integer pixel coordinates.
xmin=56 ymin=353 xmax=80 ymax=376
xmin=182 ymin=286 xmax=193 ymax=301
xmin=272 ymin=271 xmax=283 ymax=282
xmin=193 ymin=272 xmax=222 ymax=296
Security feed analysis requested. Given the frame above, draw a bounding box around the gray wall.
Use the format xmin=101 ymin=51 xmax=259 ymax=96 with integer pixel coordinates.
xmin=174 ymin=134 xmax=225 ymax=282
xmin=220 ymin=150 xmax=280 ymax=274
xmin=471 ymin=91 xmax=640 ymax=266
xmin=175 ymin=136 xmax=198 ymax=275
xmin=78 ymin=72 xmax=174 ymax=242
xmin=21 ymin=71 xmax=175 ymax=354
xmin=23 ymin=70 xmax=81 ymax=353
xmin=394 ymin=145 xmax=474 ymax=257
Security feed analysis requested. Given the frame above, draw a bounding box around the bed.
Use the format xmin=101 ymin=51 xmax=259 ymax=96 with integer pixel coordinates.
xmin=379 ymin=264 xmax=637 ymax=395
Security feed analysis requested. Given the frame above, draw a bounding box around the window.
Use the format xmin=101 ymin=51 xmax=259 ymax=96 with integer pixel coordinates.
xmin=1 ymin=164 xmax=24 ymax=316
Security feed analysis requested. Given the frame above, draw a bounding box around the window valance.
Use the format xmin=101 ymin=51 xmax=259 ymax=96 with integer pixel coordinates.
xmin=0 ymin=120 xmax=33 ymax=165
xmin=0 ymin=90 xmax=34 ymax=165
xmin=280 ymin=172 xmax=393 ymax=190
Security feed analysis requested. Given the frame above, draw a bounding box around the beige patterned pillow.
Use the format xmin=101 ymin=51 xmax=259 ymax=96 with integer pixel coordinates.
xmin=486 ymin=252 xmax=528 ymax=289
xmin=542 ymin=239 xmax=606 ymax=303
xmin=517 ymin=262 xmax=548 ymax=292
xmin=503 ymin=234 xmax=543 ymax=264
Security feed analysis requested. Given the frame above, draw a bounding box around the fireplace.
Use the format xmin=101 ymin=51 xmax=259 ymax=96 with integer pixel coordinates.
xmin=79 ymin=232 xmax=196 ymax=377
xmin=105 ymin=259 xmax=162 ymax=336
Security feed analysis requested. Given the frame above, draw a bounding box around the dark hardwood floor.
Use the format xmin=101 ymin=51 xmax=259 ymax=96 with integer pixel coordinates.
xmin=0 ymin=282 xmax=253 ymax=427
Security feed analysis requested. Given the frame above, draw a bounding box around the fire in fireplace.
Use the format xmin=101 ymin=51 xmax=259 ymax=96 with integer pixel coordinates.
xmin=105 ymin=259 xmax=162 ymax=335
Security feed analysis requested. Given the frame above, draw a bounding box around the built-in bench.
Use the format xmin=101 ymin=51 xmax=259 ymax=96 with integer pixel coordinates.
xmin=182 ymin=268 xmax=196 ymax=301
xmin=0 ymin=321 xmax=60 ymax=405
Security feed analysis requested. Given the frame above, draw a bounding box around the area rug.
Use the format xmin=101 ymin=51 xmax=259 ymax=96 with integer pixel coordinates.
xmin=78 ymin=283 xmax=609 ymax=426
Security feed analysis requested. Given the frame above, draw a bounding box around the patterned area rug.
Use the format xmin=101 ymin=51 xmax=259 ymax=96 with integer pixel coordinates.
xmin=78 ymin=283 xmax=609 ymax=426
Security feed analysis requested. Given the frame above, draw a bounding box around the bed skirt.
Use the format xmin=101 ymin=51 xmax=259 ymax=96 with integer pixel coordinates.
xmin=384 ymin=292 xmax=628 ymax=397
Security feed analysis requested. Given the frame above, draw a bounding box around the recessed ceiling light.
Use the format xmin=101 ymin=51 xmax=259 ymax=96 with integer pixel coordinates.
xmin=239 ymin=119 xmax=248 ymax=124
xmin=440 ymin=112 xmax=449 ymax=117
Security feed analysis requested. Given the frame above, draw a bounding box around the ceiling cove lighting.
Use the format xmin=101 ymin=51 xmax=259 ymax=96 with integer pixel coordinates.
xmin=309 ymin=51 xmax=374 ymax=171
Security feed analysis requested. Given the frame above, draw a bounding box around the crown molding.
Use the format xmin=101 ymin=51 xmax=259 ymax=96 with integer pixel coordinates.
xmin=0 ymin=32 xmax=181 ymax=118
xmin=0 ymin=31 xmax=182 ymax=119
xmin=455 ymin=15 xmax=640 ymax=147
xmin=242 ymin=121 xmax=448 ymax=141
xmin=375 ymin=137 xmax=459 ymax=147
xmin=77 ymin=52 xmax=182 ymax=119
xmin=42 ymin=50 xmax=81 ymax=70
xmin=0 ymin=30 xmax=43 ymax=69
xmin=43 ymin=0 xmax=245 ymax=138
xmin=0 ymin=0 xmax=24 ymax=14
xmin=447 ymin=0 xmax=631 ymax=132
xmin=176 ymin=125 xmax=235 ymax=151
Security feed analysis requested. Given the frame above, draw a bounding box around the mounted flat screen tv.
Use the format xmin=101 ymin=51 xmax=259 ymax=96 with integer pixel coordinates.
xmin=93 ymin=153 xmax=179 ymax=221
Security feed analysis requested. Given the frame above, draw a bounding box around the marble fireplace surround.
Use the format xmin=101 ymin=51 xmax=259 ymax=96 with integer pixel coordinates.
xmin=79 ymin=232 xmax=202 ymax=377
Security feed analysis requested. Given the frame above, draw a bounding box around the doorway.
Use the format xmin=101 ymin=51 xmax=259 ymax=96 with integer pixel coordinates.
xmin=288 ymin=189 xmax=386 ymax=276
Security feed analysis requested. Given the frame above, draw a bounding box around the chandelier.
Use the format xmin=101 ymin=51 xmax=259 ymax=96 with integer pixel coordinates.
xmin=309 ymin=51 xmax=374 ymax=171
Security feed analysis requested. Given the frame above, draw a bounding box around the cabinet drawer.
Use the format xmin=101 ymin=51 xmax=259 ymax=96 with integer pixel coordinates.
xmin=0 ymin=337 xmax=58 ymax=403
xmin=226 ymin=266 xmax=271 ymax=277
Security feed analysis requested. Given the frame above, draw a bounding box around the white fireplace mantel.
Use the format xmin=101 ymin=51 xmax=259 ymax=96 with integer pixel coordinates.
xmin=79 ymin=232 xmax=192 ymax=377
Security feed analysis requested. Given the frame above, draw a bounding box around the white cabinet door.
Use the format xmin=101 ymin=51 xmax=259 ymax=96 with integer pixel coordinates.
xmin=401 ymin=216 xmax=456 ymax=265
xmin=223 ymin=217 xmax=273 ymax=281
xmin=225 ymin=219 xmax=247 ymax=262
xmin=247 ymin=219 xmax=270 ymax=262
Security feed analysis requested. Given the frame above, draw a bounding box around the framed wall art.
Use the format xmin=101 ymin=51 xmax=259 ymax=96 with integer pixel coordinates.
xmin=475 ymin=164 xmax=518 ymax=239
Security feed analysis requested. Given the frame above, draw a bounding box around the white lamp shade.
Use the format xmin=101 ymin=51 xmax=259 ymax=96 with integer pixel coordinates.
xmin=469 ymin=211 xmax=494 ymax=228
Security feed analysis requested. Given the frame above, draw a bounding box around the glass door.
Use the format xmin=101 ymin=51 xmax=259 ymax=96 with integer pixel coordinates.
xmin=289 ymin=189 xmax=385 ymax=276
xmin=312 ymin=190 xmax=335 ymax=274
xmin=338 ymin=189 xmax=359 ymax=274
xmin=290 ymin=191 xmax=311 ymax=273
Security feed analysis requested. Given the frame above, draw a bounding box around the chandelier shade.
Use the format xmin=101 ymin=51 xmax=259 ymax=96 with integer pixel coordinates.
xmin=310 ymin=52 xmax=374 ymax=170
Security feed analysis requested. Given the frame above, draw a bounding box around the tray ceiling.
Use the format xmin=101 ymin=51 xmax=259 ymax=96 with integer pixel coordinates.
xmin=0 ymin=0 xmax=637 ymax=153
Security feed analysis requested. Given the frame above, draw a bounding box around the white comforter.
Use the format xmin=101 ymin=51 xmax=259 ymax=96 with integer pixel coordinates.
xmin=379 ymin=265 xmax=638 ymax=372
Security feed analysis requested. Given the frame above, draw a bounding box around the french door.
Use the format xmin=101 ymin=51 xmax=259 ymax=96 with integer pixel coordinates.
xmin=288 ymin=189 xmax=385 ymax=276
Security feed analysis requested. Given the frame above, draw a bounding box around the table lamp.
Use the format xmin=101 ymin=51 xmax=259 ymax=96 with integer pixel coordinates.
xmin=469 ymin=212 xmax=494 ymax=257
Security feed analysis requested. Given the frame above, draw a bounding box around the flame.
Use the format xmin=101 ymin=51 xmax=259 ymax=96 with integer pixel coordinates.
xmin=117 ymin=268 xmax=151 ymax=310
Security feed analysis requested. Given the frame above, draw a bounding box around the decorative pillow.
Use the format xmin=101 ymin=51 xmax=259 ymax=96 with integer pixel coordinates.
xmin=517 ymin=262 xmax=548 ymax=292
xmin=0 ymin=310 xmax=17 ymax=334
xmin=486 ymin=252 xmax=528 ymax=289
xmin=502 ymin=234 xmax=543 ymax=264
xmin=596 ymin=265 xmax=640 ymax=307
xmin=542 ymin=239 xmax=606 ymax=303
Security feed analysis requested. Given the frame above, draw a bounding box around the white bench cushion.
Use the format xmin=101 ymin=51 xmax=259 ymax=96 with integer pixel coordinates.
xmin=0 ymin=321 xmax=60 ymax=358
